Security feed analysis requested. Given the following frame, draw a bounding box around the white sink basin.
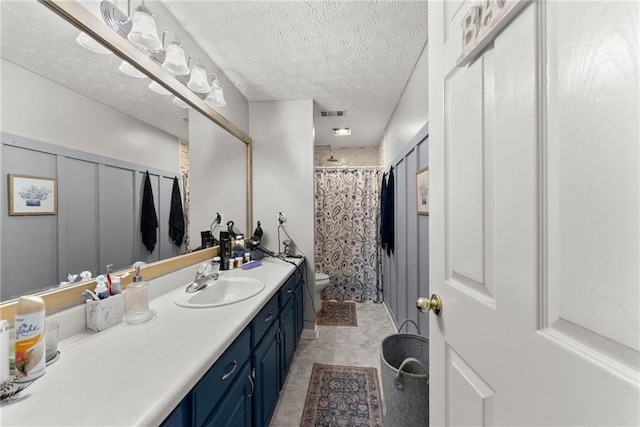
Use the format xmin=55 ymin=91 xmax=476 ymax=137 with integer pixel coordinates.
xmin=174 ymin=277 xmax=265 ymax=308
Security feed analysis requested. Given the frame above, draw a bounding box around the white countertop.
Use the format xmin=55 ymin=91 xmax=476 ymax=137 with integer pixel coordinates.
xmin=1 ymin=257 xmax=301 ymax=426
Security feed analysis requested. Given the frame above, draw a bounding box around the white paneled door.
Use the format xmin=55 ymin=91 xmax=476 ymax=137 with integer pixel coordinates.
xmin=427 ymin=1 xmax=639 ymax=425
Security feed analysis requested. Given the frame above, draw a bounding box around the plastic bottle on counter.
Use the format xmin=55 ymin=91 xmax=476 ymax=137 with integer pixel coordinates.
xmin=111 ymin=275 xmax=122 ymax=295
xmin=95 ymin=275 xmax=109 ymax=299
xmin=14 ymin=295 xmax=46 ymax=382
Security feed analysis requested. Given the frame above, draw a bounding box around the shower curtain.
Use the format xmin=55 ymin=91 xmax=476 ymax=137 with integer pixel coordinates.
xmin=314 ymin=167 xmax=382 ymax=302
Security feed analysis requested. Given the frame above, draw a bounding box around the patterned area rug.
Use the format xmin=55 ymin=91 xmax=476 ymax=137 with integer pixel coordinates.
xmin=301 ymin=364 xmax=383 ymax=427
xmin=316 ymin=301 xmax=358 ymax=326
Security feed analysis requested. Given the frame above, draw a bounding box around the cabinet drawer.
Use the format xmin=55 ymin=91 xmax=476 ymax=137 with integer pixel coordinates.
xmin=278 ymin=275 xmax=296 ymax=308
xmin=251 ymin=293 xmax=278 ymax=348
xmin=192 ymin=328 xmax=251 ymax=427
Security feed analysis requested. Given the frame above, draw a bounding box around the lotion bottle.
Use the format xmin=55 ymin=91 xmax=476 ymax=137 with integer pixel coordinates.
xmin=14 ymin=295 xmax=46 ymax=382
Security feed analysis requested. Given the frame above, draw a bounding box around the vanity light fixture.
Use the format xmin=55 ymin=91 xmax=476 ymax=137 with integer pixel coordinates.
xmin=149 ymin=80 xmax=172 ymax=95
xmin=205 ymin=74 xmax=226 ymax=107
xmin=186 ymin=56 xmax=211 ymax=94
xmin=332 ymin=128 xmax=351 ymax=136
xmin=172 ymin=96 xmax=190 ymax=109
xmin=161 ymin=30 xmax=189 ymax=76
xmin=127 ymin=0 xmax=162 ymax=51
xmin=119 ymin=60 xmax=147 ymax=79
xmin=76 ymin=31 xmax=112 ymax=55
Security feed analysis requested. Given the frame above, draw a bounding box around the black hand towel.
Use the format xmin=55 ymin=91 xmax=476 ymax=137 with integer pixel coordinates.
xmin=169 ymin=177 xmax=185 ymax=247
xmin=380 ymin=172 xmax=388 ymax=250
xmin=141 ymin=171 xmax=158 ymax=253
xmin=385 ymin=167 xmax=395 ymax=256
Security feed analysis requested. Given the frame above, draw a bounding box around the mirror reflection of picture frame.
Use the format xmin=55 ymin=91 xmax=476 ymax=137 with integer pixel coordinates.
xmin=416 ymin=166 xmax=429 ymax=215
xmin=8 ymin=174 xmax=58 ymax=216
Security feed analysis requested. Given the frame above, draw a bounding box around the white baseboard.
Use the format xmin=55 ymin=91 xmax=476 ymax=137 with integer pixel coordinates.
xmin=301 ymin=325 xmax=319 ymax=340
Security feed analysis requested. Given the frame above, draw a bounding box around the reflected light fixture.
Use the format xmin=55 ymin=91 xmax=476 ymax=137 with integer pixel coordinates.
xmin=205 ymin=73 xmax=226 ymax=107
xmin=332 ymin=128 xmax=351 ymax=136
xmin=76 ymin=32 xmax=112 ymax=55
xmin=127 ymin=0 xmax=162 ymax=51
xmin=186 ymin=56 xmax=211 ymax=94
xmin=149 ymin=80 xmax=172 ymax=95
xmin=161 ymin=30 xmax=189 ymax=76
xmin=172 ymin=96 xmax=190 ymax=109
xmin=119 ymin=60 xmax=147 ymax=79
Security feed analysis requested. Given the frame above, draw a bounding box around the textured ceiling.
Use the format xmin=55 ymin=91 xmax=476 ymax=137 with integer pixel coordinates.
xmin=163 ymin=1 xmax=429 ymax=147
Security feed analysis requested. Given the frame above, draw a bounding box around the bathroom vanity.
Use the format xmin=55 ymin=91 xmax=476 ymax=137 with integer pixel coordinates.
xmin=1 ymin=257 xmax=306 ymax=427
xmin=163 ymin=261 xmax=305 ymax=427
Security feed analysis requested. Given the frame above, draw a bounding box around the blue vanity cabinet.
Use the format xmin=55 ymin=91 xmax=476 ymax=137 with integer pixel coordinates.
xmin=279 ymin=297 xmax=296 ymax=389
xmin=161 ymin=266 xmax=304 ymax=427
xmin=277 ymin=273 xmax=297 ymax=390
xmin=205 ymin=362 xmax=253 ymax=427
xmin=192 ymin=328 xmax=251 ymax=427
xmin=294 ymin=268 xmax=304 ymax=346
xmin=161 ymin=397 xmax=190 ymax=427
xmin=251 ymin=321 xmax=281 ymax=427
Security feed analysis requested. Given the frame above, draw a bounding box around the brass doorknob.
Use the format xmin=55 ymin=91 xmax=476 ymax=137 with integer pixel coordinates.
xmin=416 ymin=294 xmax=442 ymax=315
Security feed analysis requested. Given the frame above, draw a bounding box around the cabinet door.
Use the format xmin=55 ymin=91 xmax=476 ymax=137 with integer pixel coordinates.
xmin=279 ymin=298 xmax=296 ymax=390
xmin=160 ymin=397 xmax=190 ymax=427
xmin=294 ymin=281 xmax=304 ymax=346
xmin=252 ymin=321 xmax=280 ymax=427
xmin=206 ymin=362 xmax=252 ymax=427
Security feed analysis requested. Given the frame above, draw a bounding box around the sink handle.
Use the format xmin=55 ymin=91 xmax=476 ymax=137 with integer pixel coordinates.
xmin=222 ymin=360 xmax=237 ymax=380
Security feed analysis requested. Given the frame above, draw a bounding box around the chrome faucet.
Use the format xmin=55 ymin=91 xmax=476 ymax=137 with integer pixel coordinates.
xmin=185 ymin=263 xmax=219 ymax=293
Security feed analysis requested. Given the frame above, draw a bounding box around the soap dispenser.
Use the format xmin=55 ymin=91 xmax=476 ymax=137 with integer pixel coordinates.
xmin=123 ymin=262 xmax=154 ymax=324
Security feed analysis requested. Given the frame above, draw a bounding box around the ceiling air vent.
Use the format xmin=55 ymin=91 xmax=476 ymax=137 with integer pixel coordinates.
xmin=319 ymin=110 xmax=346 ymax=117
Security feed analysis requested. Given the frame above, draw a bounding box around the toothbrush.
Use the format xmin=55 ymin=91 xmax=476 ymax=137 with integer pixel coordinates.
xmin=82 ymin=289 xmax=100 ymax=301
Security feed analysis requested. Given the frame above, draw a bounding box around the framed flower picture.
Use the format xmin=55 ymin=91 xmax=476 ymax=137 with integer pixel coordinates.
xmin=416 ymin=166 xmax=429 ymax=215
xmin=8 ymin=174 xmax=58 ymax=215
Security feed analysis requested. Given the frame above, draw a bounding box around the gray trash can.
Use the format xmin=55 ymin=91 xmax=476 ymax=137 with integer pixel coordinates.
xmin=380 ymin=319 xmax=429 ymax=426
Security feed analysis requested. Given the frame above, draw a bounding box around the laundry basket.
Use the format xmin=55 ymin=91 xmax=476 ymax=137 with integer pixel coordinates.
xmin=380 ymin=319 xmax=429 ymax=426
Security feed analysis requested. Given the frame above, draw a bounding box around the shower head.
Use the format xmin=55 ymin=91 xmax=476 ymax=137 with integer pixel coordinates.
xmin=327 ymin=145 xmax=339 ymax=162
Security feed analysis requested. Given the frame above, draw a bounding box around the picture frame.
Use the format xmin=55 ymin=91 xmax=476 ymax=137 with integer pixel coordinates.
xmin=8 ymin=174 xmax=58 ymax=216
xmin=416 ymin=166 xmax=429 ymax=215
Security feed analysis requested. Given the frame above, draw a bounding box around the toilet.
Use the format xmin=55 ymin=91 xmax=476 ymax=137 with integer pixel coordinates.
xmin=314 ymin=272 xmax=330 ymax=312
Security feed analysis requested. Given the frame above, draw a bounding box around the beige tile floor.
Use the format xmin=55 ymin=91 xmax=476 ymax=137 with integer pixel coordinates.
xmin=270 ymin=301 xmax=396 ymax=427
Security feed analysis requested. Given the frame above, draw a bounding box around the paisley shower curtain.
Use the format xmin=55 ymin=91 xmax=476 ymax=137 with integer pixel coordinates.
xmin=314 ymin=167 xmax=382 ymax=302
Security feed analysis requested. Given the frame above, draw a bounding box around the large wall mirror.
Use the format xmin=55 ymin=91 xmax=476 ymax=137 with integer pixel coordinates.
xmin=0 ymin=1 xmax=252 ymax=304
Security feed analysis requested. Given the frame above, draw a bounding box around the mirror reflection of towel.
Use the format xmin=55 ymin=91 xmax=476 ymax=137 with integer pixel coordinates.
xmin=169 ymin=177 xmax=185 ymax=247
xmin=141 ymin=171 xmax=158 ymax=253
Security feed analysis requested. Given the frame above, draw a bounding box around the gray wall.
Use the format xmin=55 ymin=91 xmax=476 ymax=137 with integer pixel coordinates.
xmin=1 ymin=133 xmax=181 ymax=301
xmin=382 ymin=124 xmax=429 ymax=336
xmin=249 ymin=100 xmax=316 ymax=330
